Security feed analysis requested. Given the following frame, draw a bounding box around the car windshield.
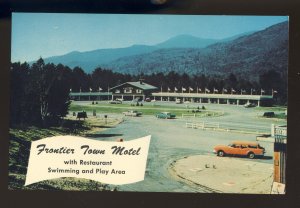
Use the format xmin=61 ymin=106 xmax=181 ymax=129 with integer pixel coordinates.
xmin=258 ymin=144 xmax=264 ymax=149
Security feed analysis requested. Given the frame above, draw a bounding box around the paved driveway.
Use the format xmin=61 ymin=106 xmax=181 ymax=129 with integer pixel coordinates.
xmin=91 ymin=103 xmax=286 ymax=192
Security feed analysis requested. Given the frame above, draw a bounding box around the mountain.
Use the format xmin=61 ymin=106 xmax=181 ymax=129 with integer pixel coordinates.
xmin=39 ymin=21 xmax=288 ymax=80
xmin=103 ymin=21 xmax=288 ymax=80
xmin=40 ymin=32 xmax=255 ymax=73
xmin=155 ymin=34 xmax=219 ymax=49
xmin=43 ymin=44 xmax=158 ymax=72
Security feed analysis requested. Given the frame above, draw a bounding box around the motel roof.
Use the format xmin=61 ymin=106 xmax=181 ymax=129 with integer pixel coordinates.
xmin=151 ymin=92 xmax=273 ymax=101
xmin=110 ymin=81 xmax=158 ymax=91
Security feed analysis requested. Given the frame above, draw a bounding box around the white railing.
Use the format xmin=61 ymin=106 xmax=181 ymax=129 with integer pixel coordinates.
xmin=186 ymin=121 xmax=269 ymax=135
xmin=186 ymin=122 xmax=220 ymax=129
xmin=182 ymin=111 xmax=224 ymax=118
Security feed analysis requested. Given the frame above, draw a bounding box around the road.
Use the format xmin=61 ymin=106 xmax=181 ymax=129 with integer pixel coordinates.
xmin=81 ymin=101 xmax=286 ymax=192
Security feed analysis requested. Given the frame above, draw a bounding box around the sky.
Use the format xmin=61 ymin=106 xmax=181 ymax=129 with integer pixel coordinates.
xmin=11 ymin=13 xmax=288 ymax=62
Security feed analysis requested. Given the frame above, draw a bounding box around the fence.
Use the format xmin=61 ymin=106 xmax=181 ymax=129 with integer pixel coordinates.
xmin=185 ymin=121 xmax=269 ymax=135
xmin=186 ymin=122 xmax=220 ymax=129
xmin=181 ymin=111 xmax=224 ymax=118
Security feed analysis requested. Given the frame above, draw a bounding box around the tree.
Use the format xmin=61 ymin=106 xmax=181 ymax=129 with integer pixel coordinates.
xmin=259 ymin=70 xmax=287 ymax=105
xmin=225 ymin=73 xmax=238 ymax=89
xmin=72 ymin=66 xmax=90 ymax=91
xmin=47 ymin=64 xmax=72 ymax=120
xmin=10 ymin=58 xmax=71 ymax=126
xmin=10 ymin=62 xmax=31 ymax=126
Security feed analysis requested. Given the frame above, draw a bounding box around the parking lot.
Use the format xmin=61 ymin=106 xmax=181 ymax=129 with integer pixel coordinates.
xmin=72 ymin=101 xmax=287 ymax=193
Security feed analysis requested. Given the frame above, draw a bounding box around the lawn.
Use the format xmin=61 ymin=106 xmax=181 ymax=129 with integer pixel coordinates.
xmin=254 ymin=106 xmax=287 ymax=112
xmin=69 ymin=102 xmax=217 ymax=117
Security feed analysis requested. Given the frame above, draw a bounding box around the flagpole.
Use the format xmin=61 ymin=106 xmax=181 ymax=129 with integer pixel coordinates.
xmin=108 ymin=85 xmax=110 ymax=101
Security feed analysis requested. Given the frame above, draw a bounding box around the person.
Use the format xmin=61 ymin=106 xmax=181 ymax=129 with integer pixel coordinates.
xmin=116 ymin=138 xmax=124 ymax=142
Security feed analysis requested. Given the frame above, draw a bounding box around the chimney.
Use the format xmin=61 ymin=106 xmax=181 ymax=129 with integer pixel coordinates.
xmin=139 ymin=78 xmax=144 ymax=85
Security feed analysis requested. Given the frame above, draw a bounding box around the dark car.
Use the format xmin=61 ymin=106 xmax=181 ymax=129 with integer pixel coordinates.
xmin=156 ymin=112 xmax=176 ymax=119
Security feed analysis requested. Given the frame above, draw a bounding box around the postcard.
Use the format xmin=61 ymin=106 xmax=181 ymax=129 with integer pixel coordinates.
xmin=9 ymin=13 xmax=288 ymax=194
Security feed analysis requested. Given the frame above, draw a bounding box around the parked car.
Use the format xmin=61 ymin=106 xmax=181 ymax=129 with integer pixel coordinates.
xmin=145 ymin=98 xmax=151 ymax=102
xmin=116 ymin=98 xmax=124 ymax=101
xmin=244 ymin=102 xmax=256 ymax=108
xmin=109 ymin=100 xmax=122 ymax=104
xmin=175 ymin=99 xmax=182 ymax=104
xmin=213 ymin=141 xmax=265 ymax=159
xmin=123 ymin=110 xmax=142 ymax=117
xmin=263 ymin=112 xmax=275 ymax=117
xmin=156 ymin=112 xmax=176 ymax=119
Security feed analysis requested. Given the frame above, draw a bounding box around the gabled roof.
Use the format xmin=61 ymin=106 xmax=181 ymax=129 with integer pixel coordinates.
xmin=110 ymin=82 xmax=157 ymax=91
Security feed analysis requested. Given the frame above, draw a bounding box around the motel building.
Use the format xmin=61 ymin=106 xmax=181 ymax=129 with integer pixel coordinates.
xmin=151 ymin=91 xmax=273 ymax=107
xmin=69 ymin=80 xmax=158 ymax=101
xmin=109 ymin=81 xmax=158 ymax=101
xmin=70 ymin=81 xmax=274 ymax=106
xmin=69 ymin=91 xmax=111 ymax=101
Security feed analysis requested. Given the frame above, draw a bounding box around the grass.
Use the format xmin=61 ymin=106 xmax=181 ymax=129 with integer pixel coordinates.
xmin=8 ymin=119 xmax=119 ymax=191
xmin=254 ymin=106 xmax=287 ymax=112
xmin=254 ymin=106 xmax=287 ymax=120
xmin=274 ymin=113 xmax=287 ymax=119
xmin=262 ymin=113 xmax=287 ymax=120
xmin=69 ymin=102 xmax=215 ymax=117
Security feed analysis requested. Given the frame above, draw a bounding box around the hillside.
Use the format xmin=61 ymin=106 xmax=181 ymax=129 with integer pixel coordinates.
xmin=104 ymin=21 xmax=288 ymax=80
xmin=155 ymin=34 xmax=219 ymax=48
xmin=43 ymin=45 xmax=158 ymax=72
xmin=41 ymin=32 xmax=252 ymax=73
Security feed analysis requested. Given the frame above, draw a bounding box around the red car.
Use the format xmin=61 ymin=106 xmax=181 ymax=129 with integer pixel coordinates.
xmin=213 ymin=141 xmax=265 ymax=159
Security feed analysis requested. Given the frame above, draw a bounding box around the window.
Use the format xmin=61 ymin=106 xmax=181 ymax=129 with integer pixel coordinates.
xmin=115 ymin=89 xmax=120 ymax=94
xmin=248 ymin=145 xmax=257 ymax=148
xmin=124 ymin=87 xmax=132 ymax=93
xmin=136 ymin=89 xmax=142 ymax=94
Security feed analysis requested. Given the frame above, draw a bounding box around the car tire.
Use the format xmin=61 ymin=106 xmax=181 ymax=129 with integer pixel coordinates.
xmin=217 ymin=150 xmax=225 ymax=157
xmin=248 ymin=152 xmax=255 ymax=159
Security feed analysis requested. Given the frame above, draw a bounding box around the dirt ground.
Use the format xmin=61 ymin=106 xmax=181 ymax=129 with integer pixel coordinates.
xmin=169 ymin=155 xmax=273 ymax=194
